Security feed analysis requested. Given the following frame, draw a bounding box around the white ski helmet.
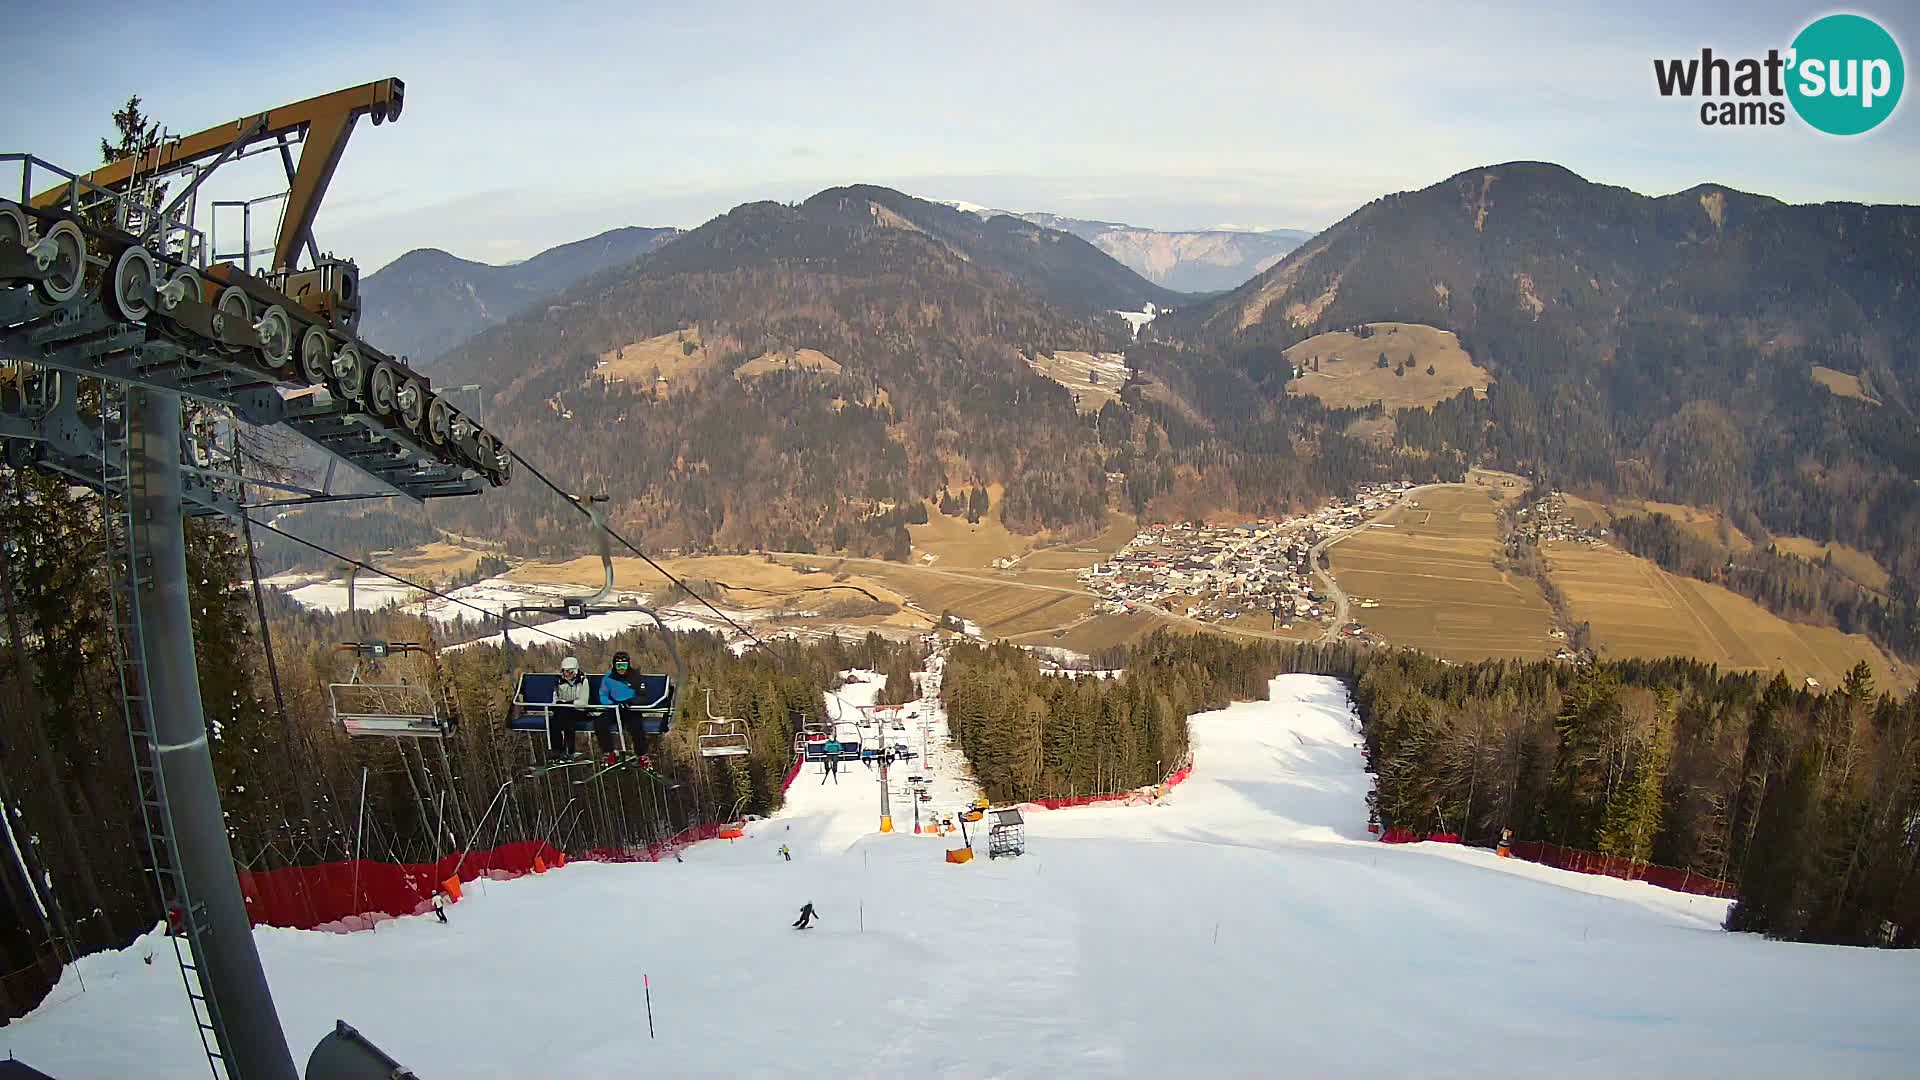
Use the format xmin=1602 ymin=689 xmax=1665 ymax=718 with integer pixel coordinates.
xmin=561 ymin=656 xmax=581 ymax=673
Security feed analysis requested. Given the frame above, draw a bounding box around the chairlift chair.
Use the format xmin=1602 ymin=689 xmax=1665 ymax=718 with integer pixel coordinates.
xmin=499 ymin=495 xmax=682 ymax=755
xmin=327 ymin=640 xmax=448 ymax=738
xmin=325 ymin=564 xmax=448 ymax=738
xmin=797 ymin=723 xmax=832 ymax=761
xmin=698 ymin=688 xmax=751 ymax=758
xmin=833 ymin=720 xmax=864 ymax=761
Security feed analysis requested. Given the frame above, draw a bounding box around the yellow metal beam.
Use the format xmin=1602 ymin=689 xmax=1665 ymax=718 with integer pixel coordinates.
xmin=33 ymin=79 xmax=404 ymax=272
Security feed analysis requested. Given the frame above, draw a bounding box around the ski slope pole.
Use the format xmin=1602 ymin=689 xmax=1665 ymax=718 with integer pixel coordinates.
xmin=352 ymin=766 xmax=369 ymax=923
xmin=644 ymin=974 xmax=655 ymax=1039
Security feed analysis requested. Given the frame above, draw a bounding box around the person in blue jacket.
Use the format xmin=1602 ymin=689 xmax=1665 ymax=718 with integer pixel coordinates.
xmin=596 ymin=650 xmax=649 ymax=765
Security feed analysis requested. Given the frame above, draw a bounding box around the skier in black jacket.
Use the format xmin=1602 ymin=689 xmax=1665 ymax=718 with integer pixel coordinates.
xmin=792 ymin=902 xmax=819 ymax=929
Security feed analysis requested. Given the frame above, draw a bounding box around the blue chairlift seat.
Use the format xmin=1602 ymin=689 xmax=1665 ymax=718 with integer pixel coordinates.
xmin=508 ymin=672 xmax=676 ymax=737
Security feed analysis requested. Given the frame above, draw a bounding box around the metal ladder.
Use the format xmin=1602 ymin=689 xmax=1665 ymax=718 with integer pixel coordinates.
xmin=99 ymin=383 xmax=232 ymax=1080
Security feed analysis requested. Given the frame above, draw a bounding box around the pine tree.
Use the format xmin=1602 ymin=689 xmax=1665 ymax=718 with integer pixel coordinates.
xmin=1596 ymin=700 xmax=1670 ymax=863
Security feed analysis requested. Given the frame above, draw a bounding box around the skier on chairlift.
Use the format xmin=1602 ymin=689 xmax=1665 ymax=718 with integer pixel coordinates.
xmin=598 ymin=650 xmax=650 ymax=767
xmin=550 ymin=656 xmax=591 ymax=761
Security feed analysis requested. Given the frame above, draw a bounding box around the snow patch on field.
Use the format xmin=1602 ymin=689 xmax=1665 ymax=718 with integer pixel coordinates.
xmin=7 ymin=674 xmax=1917 ymax=1078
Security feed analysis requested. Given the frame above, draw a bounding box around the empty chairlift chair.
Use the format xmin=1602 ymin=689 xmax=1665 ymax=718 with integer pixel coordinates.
xmin=833 ymin=720 xmax=864 ymax=762
xmin=328 ymin=641 xmax=448 ymax=738
xmin=698 ymin=689 xmax=750 ymax=758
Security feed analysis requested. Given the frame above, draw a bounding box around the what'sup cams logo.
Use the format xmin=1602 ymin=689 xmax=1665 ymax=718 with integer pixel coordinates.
xmin=1654 ymin=13 xmax=1904 ymax=134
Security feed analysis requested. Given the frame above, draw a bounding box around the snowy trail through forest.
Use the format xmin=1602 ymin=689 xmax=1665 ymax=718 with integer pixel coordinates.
xmin=4 ymin=669 xmax=1916 ymax=1078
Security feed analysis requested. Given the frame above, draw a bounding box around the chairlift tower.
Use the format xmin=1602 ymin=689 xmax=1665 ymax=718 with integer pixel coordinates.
xmin=3 ymin=80 xmax=510 ymax=1079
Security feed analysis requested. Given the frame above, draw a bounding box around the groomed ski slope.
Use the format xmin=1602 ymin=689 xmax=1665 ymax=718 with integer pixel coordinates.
xmin=6 ymin=673 xmax=1916 ymax=1078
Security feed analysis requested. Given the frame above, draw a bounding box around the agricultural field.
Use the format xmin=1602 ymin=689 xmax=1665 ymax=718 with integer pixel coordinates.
xmin=1018 ymin=511 xmax=1140 ymax=572
xmin=380 ymin=542 xmax=495 ymax=582
xmin=907 ymin=485 xmax=1035 ymax=568
xmin=1328 ymin=485 xmax=1558 ymax=661
xmin=734 ymin=348 xmax=842 ymax=379
xmin=1024 ymin=350 xmax=1130 ymax=413
xmin=854 ymin=564 xmax=1096 ymax=639
xmin=1810 ymin=364 xmax=1880 ymax=405
xmin=1545 ymin=542 xmax=1910 ymax=691
xmin=595 ymin=327 xmax=714 ymax=385
xmin=507 ymin=553 xmax=914 ymax=623
xmin=1463 ymin=467 xmax=1529 ymax=499
xmin=1283 ymin=322 xmax=1491 ymax=411
xmin=1769 ymin=536 xmax=1892 ymax=592
xmin=1006 ymin=612 xmax=1160 ymax=654
xmin=1559 ymin=493 xmax=1752 ymax=550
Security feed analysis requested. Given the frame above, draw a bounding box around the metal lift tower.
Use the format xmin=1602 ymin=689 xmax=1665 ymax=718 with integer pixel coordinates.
xmin=2 ymin=79 xmax=509 ymax=1079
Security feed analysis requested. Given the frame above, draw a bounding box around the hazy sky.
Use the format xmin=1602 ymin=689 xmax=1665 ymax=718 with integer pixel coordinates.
xmin=5 ymin=0 xmax=1916 ymax=272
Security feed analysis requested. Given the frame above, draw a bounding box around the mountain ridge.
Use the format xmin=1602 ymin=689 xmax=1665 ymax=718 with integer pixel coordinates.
xmin=358 ymin=225 xmax=682 ymax=364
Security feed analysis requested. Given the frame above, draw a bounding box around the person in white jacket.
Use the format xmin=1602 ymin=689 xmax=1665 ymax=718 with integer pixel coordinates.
xmin=549 ymin=656 xmax=592 ymax=761
xmin=431 ymin=891 xmax=449 ymax=924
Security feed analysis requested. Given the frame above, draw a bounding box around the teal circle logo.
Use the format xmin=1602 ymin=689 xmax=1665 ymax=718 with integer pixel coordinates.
xmin=1787 ymin=14 xmax=1904 ymax=135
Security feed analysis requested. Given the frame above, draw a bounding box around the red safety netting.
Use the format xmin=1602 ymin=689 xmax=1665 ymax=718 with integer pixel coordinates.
xmin=240 ymin=757 xmax=815 ymax=933
xmin=238 ymin=840 xmax=562 ymax=932
xmin=1375 ymin=831 xmax=1738 ymax=899
xmin=1506 ymin=840 xmax=1738 ymax=899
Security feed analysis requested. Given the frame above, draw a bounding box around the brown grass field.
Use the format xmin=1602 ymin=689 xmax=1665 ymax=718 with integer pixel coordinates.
xmin=907 ymin=485 xmax=1038 ymax=568
xmin=1283 ymin=322 xmax=1492 ymax=411
xmin=734 ymin=348 xmax=843 ymax=379
xmin=506 ymin=554 xmax=920 ymax=623
xmin=381 ymin=542 xmax=492 ymax=581
xmin=1006 ymin=612 xmax=1159 ymax=654
xmin=1545 ymin=542 xmax=1911 ymax=691
xmin=1810 ymin=365 xmax=1880 ymax=405
xmin=1024 ymin=351 xmax=1130 ymax=413
xmin=853 ymin=564 xmax=1095 ymax=638
xmin=1018 ymin=511 xmax=1140 ymax=571
xmin=1561 ymin=493 xmax=1753 ymax=551
xmin=1769 ymin=536 xmax=1892 ymax=592
xmin=596 ymin=327 xmax=715 ymax=385
xmin=1328 ymin=485 xmax=1558 ymax=661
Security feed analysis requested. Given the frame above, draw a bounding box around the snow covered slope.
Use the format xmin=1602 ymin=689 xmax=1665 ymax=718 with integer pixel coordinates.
xmin=6 ymin=675 xmax=1915 ymax=1078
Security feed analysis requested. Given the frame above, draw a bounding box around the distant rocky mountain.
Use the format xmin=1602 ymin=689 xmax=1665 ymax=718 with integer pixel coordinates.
xmin=358 ymin=226 xmax=681 ymax=364
xmin=943 ymin=202 xmax=1313 ymax=293
xmin=809 ymin=188 xmax=1186 ymax=311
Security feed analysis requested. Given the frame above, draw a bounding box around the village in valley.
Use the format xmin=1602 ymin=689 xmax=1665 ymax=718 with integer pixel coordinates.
xmin=1076 ymin=481 xmax=1415 ymax=629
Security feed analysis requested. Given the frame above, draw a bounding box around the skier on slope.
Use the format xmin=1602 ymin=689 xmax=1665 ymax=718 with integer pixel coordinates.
xmin=431 ymin=890 xmax=449 ymax=924
xmin=792 ymin=902 xmax=819 ymax=929
xmin=779 ymin=844 xmax=792 ymax=862
xmin=597 ymin=650 xmax=650 ymax=767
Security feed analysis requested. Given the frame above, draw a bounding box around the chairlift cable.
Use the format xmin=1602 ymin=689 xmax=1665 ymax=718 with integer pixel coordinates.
xmin=504 ymin=447 xmax=778 ymax=653
xmin=248 ymin=516 xmax=582 ymax=648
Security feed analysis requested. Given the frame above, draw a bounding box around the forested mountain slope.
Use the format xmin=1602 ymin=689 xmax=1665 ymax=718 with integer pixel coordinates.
xmin=415 ymin=185 xmax=1463 ymax=557
xmin=1146 ymin=162 xmax=1920 ymax=652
